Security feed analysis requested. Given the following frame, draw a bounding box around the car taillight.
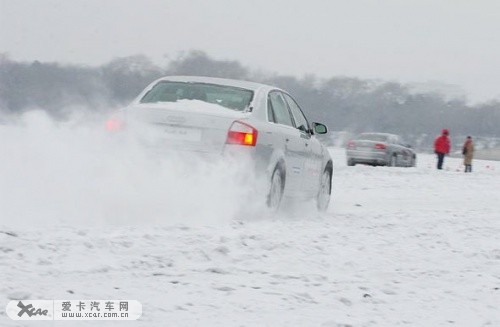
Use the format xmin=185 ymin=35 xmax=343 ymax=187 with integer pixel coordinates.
xmin=105 ymin=119 xmax=124 ymax=131
xmin=347 ymin=140 xmax=356 ymax=148
xmin=226 ymin=121 xmax=258 ymax=146
xmin=374 ymin=143 xmax=387 ymax=150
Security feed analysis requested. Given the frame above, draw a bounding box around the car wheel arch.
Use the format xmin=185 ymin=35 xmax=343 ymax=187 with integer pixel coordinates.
xmin=266 ymin=149 xmax=286 ymax=177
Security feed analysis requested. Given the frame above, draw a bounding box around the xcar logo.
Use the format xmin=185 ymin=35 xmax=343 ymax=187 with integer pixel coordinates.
xmin=17 ymin=301 xmax=48 ymax=317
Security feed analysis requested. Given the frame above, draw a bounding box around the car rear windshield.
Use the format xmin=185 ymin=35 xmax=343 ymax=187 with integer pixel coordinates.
xmin=140 ymin=81 xmax=254 ymax=111
xmin=358 ymin=134 xmax=389 ymax=142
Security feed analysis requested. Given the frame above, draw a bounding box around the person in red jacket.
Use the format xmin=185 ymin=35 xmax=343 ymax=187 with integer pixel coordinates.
xmin=434 ymin=129 xmax=451 ymax=170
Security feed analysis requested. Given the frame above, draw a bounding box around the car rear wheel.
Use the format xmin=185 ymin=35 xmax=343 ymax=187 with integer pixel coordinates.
xmin=389 ymin=154 xmax=397 ymax=167
xmin=411 ymin=155 xmax=417 ymax=167
xmin=267 ymin=166 xmax=284 ymax=211
xmin=316 ymin=169 xmax=332 ymax=212
xmin=347 ymin=159 xmax=355 ymax=166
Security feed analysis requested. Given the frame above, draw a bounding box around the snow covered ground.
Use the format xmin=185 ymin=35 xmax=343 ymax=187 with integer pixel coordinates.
xmin=1 ymin=113 xmax=500 ymax=326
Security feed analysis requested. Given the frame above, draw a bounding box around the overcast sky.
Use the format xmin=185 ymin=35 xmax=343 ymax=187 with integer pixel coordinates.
xmin=1 ymin=0 xmax=500 ymax=103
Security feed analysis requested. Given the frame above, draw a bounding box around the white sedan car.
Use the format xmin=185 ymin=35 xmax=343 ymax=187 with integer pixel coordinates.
xmin=106 ymin=76 xmax=333 ymax=211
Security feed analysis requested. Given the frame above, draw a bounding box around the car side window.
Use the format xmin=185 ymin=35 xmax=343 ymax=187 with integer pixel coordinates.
xmin=283 ymin=93 xmax=310 ymax=133
xmin=267 ymin=98 xmax=276 ymax=123
xmin=268 ymin=91 xmax=294 ymax=127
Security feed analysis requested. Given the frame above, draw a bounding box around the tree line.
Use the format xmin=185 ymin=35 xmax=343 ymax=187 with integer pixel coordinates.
xmin=1 ymin=50 xmax=499 ymax=150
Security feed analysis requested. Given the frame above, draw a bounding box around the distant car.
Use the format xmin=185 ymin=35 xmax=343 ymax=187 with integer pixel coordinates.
xmin=346 ymin=133 xmax=416 ymax=167
xmin=106 ymin=76 xmax=333 ymax=211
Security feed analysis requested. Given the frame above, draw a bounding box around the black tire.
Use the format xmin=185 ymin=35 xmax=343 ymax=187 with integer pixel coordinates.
xmin=266 ymin=166 xmax=284 ymax=211
xmin=316 ymin=169 xmax=332 ymax=212
xmin=389 ymin=154 xmax=397 ymax=167
xmin=347 ymin=159 xmax=355 ymax=166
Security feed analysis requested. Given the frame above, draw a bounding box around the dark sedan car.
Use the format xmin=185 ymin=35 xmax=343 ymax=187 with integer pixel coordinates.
xmin=346 ymin=133 xmax=416 ymax=167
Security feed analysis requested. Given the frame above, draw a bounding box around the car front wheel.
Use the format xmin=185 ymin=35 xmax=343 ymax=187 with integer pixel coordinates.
xmin=316 ymin=169 xmax=332 ymax=212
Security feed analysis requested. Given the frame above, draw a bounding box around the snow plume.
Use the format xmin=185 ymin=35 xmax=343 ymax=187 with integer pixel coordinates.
xmin=0 ymin=110 xmax=265 ymax=228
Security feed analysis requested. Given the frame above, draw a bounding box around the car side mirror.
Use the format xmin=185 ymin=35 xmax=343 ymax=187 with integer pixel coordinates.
xmin=313 ymin=122 xmax=328 ymax=134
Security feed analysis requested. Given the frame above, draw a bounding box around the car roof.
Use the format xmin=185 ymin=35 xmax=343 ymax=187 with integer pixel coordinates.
xmin=156 ymin=76 xmax=276 ymax=92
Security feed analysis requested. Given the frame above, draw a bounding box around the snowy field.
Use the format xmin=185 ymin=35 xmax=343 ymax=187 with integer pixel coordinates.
xmin=1 ymin=113 xmax=500 ymax=326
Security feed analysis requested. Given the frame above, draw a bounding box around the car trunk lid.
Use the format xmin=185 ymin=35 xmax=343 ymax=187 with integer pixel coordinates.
xmin=126 ymin=100 xmax=250 ymax=154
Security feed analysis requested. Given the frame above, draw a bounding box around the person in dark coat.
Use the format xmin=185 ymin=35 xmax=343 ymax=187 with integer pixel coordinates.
xmin=434 ymin=129 xmax=451 ymax=170
xmin=462 ymin=136 xmax=474 ymax=172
